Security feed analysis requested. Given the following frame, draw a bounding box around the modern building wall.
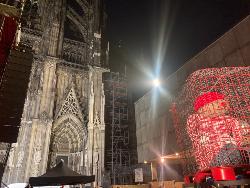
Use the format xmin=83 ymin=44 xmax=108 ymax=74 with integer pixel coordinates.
xmin=135 ymin=15 xmax=250 ymax=166
xmin=135 ymin=92 xmax=176 ymax=163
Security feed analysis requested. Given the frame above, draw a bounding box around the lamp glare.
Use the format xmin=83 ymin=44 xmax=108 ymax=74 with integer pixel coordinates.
xmin=153 ymin=78 xmax=160 ymax=87
xmin=160 ymin=157 xmax=165 ymax=163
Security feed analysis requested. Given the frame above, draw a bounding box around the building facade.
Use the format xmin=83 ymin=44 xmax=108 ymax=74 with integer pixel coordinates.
xmin=3 ymin=0 xmax=108 ymax=186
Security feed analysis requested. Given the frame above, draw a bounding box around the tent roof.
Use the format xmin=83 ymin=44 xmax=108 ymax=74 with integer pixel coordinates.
xmin=29 ymin=161 xmax=95 ymax=186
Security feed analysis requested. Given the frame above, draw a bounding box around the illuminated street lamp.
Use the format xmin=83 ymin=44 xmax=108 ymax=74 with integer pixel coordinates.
xmin=160 ymin=157 xmax=165 ymax=163
xmin=153 ymin=78 xmax=160 ymax=87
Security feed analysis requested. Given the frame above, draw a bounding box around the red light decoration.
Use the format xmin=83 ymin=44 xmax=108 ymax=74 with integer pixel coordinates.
xmin=171 ymin=67 xmax=250 ymax=176
xmin=194 ymin=92 xmax=225 ymax=112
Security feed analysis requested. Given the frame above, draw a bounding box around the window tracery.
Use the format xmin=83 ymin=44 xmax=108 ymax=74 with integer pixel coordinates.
xmin=57 ymin=88 xmax=83 ymax=121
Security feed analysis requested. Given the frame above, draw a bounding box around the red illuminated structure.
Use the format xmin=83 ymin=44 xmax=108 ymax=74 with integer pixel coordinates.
xmin=171 ymin=66 xmax=250 ymax=187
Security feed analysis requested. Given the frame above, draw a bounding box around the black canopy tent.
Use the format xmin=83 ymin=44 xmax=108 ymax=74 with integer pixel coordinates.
xmin=29 ymin=161 xmax=95 ymax=186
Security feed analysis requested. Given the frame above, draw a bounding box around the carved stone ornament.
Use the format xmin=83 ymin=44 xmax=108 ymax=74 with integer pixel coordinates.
xmin=28 ymin=62 xmax=43 ymax=97
xmin=20 ymin=28 xmax=42 ymax=50
xmin=16 ymin=151 xmax=24 ymax=168
xmin=46 ymin=57 xmax=58 ymax=68
xmin=7 ymin=147 xmax=15 ymax=168
xmin=56 ymin=87 xmax=83 ymax=121
xmin=39 ymin=111 xmax=51 ymax=124
xmin=94 ymin=112 xmax=100 ymax=126
xmin=34 ymin=149 xmax=42 ymax=164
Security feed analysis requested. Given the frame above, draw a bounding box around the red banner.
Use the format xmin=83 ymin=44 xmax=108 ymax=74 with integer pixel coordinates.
xmin=0 ymin=16 xmax=17 ymax=77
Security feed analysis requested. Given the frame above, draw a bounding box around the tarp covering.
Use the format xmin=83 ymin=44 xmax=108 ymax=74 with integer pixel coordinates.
xmin=29 ymin=161 xmax=95 ymax=186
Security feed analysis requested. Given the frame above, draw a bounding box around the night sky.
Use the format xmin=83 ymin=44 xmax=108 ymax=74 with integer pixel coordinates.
xmin=105 ymin=0 xmax=250 ymax=100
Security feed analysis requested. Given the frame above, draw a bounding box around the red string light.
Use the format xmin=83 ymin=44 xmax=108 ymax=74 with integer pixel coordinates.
xmin=194 ymin=92 xmax=225 ymax=112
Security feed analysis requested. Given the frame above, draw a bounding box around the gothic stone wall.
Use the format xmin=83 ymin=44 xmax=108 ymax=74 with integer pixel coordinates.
xmin=3 ymin=58 xmax=108 ymax=185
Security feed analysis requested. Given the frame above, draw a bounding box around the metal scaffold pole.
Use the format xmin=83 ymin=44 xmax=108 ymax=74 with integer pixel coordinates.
xmin=111 ymin=82 xmax=115 ymax=184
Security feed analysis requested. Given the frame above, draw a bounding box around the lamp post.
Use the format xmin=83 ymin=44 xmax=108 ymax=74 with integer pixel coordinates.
xmin=160 ymin=157 xmax=165 ymax=182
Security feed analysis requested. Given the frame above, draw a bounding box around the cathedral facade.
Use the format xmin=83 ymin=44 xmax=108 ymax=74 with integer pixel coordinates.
xmin=3 ymin=0 xmax=108 ymax=186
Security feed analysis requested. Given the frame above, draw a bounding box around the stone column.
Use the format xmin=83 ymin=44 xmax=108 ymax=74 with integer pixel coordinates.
xmin=3 ymin=57 xmax=58 ymax=184
xmin=86 ymin=70 xmax=95 ymax=176
xmin=99 ymin=83 xmax=106 ymax=186
xmin=24 ymin=57 xmax=57 ymax=180
xmin=37 ymin=57 xmax=58 ymax=175
xmin=86 ymin=67 xmax=108 ymax=186
xmin=2 ymin=59 xmax=43 ymax=184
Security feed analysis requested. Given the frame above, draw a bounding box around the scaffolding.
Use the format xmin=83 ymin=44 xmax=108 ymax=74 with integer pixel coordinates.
xmin=103 ymin=72 xmax=132 ymax=185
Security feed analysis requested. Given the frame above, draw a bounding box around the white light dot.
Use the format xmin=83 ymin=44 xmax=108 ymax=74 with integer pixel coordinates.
xmin=153 ymin=78 xmax=160 ymax=87
xmin=160 ymin=157 xmax=165 ymax=163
